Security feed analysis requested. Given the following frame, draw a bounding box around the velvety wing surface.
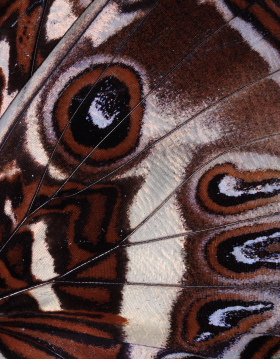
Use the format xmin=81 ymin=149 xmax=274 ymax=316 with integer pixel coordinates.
xmin=0 ymin=0 xmax=279 ymax=358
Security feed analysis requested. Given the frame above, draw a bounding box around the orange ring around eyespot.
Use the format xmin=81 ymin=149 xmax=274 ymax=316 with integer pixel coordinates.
xmin=53 ymin=64 xmax=144 ymax=162
xmin=197 ymin=163 xmax=280 ymax=214
xmin=207 ymin=222 xmax=280 ymax=279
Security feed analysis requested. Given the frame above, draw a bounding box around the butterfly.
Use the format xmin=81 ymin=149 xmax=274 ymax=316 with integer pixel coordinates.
xmin=0 ymin=0 xmax=279 ymax=357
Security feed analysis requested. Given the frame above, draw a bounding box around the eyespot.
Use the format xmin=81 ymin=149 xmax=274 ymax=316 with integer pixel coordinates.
xmin=69 ymin=76 xmax=131 ymax=148
xmin=170 ymin=291 xmax=275 ymax=349
xmin=197 ymin=164 xmax=280 ymax=214
xmin=191 ymin=299 xmax=273 ymax=343
xmin=210 ymin=226 xmax=280 ymax=275
xmin=52 ymin=64 xmax=144 ymax=164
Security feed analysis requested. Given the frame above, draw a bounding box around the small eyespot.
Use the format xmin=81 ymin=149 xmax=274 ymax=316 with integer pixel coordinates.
xmin=197 ymin=164 xmax=280 ymax=214
xmin=211 ymin=227 xmax=280 ymax=275
xmin=170 ymin=291 xmax=275 ymax=348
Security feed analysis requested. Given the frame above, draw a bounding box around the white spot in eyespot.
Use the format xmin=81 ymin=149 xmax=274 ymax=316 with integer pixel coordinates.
xmin=208 ymin=303 xmax=271 ymax=328
xmin=88 ymin=98 xmax=115 ymax=128
xmin=195 ymin=303 xmax=273 ymax=342
xmin=194 ymin=332 xmax=213 ymax=342
xmin=232 ymin=232 xmax=280 ymax=264
xmin=218 ymin=175 xmax=280 ymax=197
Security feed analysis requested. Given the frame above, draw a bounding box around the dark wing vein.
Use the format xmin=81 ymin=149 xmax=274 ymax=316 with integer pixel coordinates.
xmin=29 ymin=0 xmax=50 ymax=77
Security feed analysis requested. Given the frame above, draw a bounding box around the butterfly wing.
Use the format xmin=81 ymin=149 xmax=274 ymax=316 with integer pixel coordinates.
xmin=0 ymin=0 xmax=94 ymax=117
xmin=0 ymin=0 xmax=279 ymax=358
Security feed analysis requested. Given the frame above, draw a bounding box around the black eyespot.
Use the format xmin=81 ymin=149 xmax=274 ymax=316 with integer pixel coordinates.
xmin=70 ymin=76 xmax=131 ymax=149
xmin=171 ymin=291 xmax=275 ymax=347
xmin=216 ymin=228 xmax=280 ymax=273
xmin=197 ymin=164 xmax=280 ymax=214
xmin=51 ymin=64 xmax=144 ymax=164
xmin=193 ymin=300 xmax=273 ymax=342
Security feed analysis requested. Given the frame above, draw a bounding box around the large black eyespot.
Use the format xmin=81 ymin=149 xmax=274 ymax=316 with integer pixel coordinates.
xmin=69 ymin=76 xmax=131 ymax=149
xmin=53 ymin=64 xmax=144 ymax=163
